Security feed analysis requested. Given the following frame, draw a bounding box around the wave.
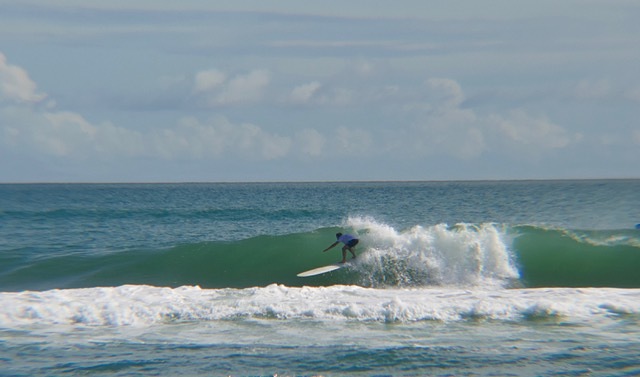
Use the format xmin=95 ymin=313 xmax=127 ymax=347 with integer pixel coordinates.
xmin=1 ymin=218 xmax=639 ymax=291
xmin=2 ymin=284 xmax=639 ymax=328
xmin=513 ymin=225 xmax=640 ymax=288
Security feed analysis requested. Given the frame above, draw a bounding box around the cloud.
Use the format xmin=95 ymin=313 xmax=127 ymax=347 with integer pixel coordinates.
xmin=1 ymin=105 xmax=144 ymax=158
xmin=3 ymin=105 xmax=294 ymax=161
xmin=2 ymin=106 xmax=293 ymax=162
xmin=0 ymin=53 xmax=47 ymax=104
xmin=399 ymin=78 xmax=583 ymax=161
xmin=0 ymin=52 xmax=145 ymax=159
xmin=0 ymin=51 xmax=616 ymax=182
xmin=401 ymin=78 xmax=484 ymax=159
xmin=287 ymin=83 xmax=355 ymax=106
xmin=1 ymin=52 xmax=578 ymax=169
xmin=194 ymin=69 xmax=226 ymax=93
xmin=490 ymin=110 xmax=572 ymax=149
xmin=219 ymin=69 xmax=271 ymax=104
xmin=164 ymin=117 xmax=290 ymax=160
xmin=0 ymin=56 xmax=289 ymax=162
xmin=194 ymin=68 xmax=271 ymax=106
xmin=289 ymin=81 xmax=322 ymax=104
xmin=41 ymin=111 xmax=98 ymax=156
xmin=425 ymin=78 xmax=465 ymax=109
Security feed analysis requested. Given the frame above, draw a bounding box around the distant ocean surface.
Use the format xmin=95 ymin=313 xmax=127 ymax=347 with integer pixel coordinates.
xmin=1 ymin=180 xmax=639 ymax=376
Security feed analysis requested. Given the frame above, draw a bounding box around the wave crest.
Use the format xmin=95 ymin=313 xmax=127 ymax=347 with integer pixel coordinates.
xmin=346 ymin=218 xmax=519 ymax=288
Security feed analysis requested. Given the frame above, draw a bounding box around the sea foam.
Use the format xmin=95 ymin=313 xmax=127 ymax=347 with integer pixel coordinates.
xmin=2 ymin=284 xmax=638 ymax=328
xmin=346 ymin=217 xmax=520 ymax=288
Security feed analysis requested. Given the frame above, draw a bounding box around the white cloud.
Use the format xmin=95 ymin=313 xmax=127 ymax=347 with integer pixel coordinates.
xmin=1 ymin=45 xmax=632 ymax=181
xmin=399 ymin=78 xmax=583 ymax=161
xmin=216 ymin=69 xmax=271 ymax=105
xmin=0 ymin=58 xmax=287 ymax=162
xmin=1 ymin=105 xmax=144 ymax=158
xmin=298 ymin=87 xmax=355 ymax=106
xmin=194 ymin=69 xmax=226 ymax=93
xmin=289 ymin=81 xmax=322 ymax=104
xmin=426 ymin=78 xmax=465 ymax=109
xmin=2 ymin=105 xmax=293 ymax=162
xmin=151 ymin=116 xmax=291 ymax=161
xmin=402 ymin=78 xmax=484 ymax=159
xmin=193 ymin=69 xmax=271 ymax=106
xmin=490 ymin=110 xmax=571 ymax=149
xmin=286 ymin=75 xmax=365 ymax=106
xmin=0 ymin=52 xmax=47 ymax=104
xmin=41 ymin=111 xmax=97 ymax=156
xmin=1 ymin=56 xmax=580 ymax=171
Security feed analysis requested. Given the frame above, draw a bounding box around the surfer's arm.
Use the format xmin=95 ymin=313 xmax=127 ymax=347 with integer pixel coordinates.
xmin=323 ymin=241 xmax=339 ymax=252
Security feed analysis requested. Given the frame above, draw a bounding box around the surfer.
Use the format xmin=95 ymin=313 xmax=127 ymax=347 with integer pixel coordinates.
xmin=323 ymin=233 xmax=359 ymax=263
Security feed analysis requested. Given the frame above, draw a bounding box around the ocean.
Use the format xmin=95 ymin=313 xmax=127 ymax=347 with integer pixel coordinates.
xmin=1 ymin=180 xmax=639 ymax=376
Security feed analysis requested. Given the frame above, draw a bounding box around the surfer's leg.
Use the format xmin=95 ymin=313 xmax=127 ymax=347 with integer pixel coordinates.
xmin=346 ymin=240 xmax=358 ymax=259
xmin=341 ymin=247 xmax=347 ymax=263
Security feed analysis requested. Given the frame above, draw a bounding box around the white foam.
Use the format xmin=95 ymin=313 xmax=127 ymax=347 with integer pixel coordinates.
xmin=1 ymin=285 xmax=639 ymax=328
xmin=345 ymin=217 xmax=519 ymax=288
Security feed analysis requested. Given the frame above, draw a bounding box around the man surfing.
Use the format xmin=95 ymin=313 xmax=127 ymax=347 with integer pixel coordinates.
xmin=323 ymin=232 xmax=359 ymax=263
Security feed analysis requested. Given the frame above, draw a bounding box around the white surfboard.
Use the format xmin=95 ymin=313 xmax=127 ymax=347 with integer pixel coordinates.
xmin=297 ymin=263 xmax=344 ymax=277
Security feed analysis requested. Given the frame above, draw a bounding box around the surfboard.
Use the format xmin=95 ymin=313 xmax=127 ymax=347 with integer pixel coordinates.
xmin=297 ymin=263 xmax=344 ymax=277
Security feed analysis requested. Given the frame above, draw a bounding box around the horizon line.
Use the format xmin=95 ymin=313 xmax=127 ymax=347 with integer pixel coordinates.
xmin=1 ymin=177 xmax=639 ymax=185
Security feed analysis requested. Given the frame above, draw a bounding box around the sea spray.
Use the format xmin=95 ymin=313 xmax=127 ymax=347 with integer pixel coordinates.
xmin=347 ymin=217 xmax=519 ymax=288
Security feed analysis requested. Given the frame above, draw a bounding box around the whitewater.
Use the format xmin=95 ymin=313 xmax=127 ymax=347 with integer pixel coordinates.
xmin=1 ymin=181 xmax=639 ymax=376
xmin=4 ymin=284 xmax=640 ymax=327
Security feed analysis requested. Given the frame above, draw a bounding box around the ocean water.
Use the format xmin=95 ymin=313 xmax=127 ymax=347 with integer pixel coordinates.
xmin=1 ymin=180 xmax=639 ymax=376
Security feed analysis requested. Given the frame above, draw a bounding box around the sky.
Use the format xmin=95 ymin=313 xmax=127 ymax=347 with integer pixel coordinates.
xmin=1 ymin=0 xmax=639 ymax=182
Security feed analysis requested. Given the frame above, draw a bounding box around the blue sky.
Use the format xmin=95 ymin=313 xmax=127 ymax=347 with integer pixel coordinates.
xmin=1 ymin=0 xmax=639 ymax=182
